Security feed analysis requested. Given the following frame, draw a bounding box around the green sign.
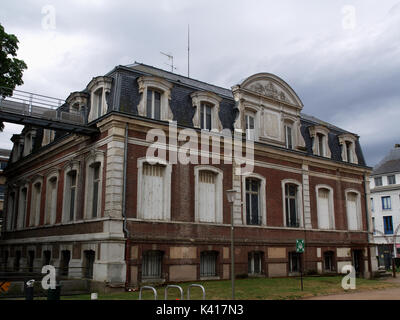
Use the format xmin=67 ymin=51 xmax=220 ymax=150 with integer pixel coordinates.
xmin=296 ymin=239 xmax=305 ymax=253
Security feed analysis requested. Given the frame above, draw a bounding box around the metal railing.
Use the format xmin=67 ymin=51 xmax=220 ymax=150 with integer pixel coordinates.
xmin=0 ymin=86 xmax=85 ymax=125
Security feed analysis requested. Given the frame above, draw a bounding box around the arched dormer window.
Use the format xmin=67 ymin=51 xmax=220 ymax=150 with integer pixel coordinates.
xmin=190 ymin=91 xmax=223 ymax=131
xmin=87 ymin=76 xmax=112 ymax=122
xmin=137 ymin=76 xmax=173 ymax=122
xmin=309 ymin=125 xmax=331 ymax=158
xmin=338 ymin=133 xmax=358 ymax=164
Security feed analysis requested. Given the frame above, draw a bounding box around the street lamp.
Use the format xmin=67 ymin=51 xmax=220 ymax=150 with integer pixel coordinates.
xmin=226 ymin=189 xmax=237 ymax=300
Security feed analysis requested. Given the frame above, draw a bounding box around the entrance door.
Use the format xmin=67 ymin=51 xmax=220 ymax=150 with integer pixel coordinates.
xmin=352 ymin=249 xmax=363 ymax=277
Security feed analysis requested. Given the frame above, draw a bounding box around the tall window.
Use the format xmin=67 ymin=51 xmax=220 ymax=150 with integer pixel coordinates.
xmin=387 ymin=175 xmax=396 ymax=185
xmin=14 ymin=250 xmax=21 ymax=271
xmin=200 ymin=251 xmax=218 ymax=277
xmin=197 ymin=170 xmax=222 ymax=223
xmin=316 ymin=133 xmax=325 ymax=156
xmin=45 ymin=177 xmax=58 ymax=225
xmin=142 ymin=250 xmax=163 ymax=279
xmin=138 ymin=160 xmax=171 ymax=221
xmin=245 ymin=113 xmax=255 ymax=141
xmin=200 ymin=102 xmax=212 ymax=130
xmin=383 ymin=216 xmax=394 ymax=235
xmin=30 ymin=182 xmax=42 ymax=226
xmin=88 ymin=162 xmax=101 ymax=218
xmin=246 ymin=178 xmax=261 ymax=225
xmin=316 ymin=187 xmax=334 ymax=229
xmin=346 ymin=191 xmax=361 ymax=230
xmin=285 ymin=184 xmax=299 ymax=227
xmin=17 ymin=188 xmax=27 ymax=229
xmin=345 ymin=141 xmax=353 ymax=162
xmin=7 ymin=192 xmax=16 ymax=231
xmin=285 ymin=125 xmax=293 ymax=149
xmin=372 ymin=217 xmax=376 ymax=234
xmin=94 ymin=88 xmax=103 ymax=118
xmin=146 ymin=89 xmax=161 ymax=120
xmin=370 ymin=197 xmax=374 ymax=212
xmin=382 ymin=196 xmax=391 ymax=210
xmin=64 ymin=170 xmax=77 ymax=222
xmin=248 ymin=252 xmax=262 ymax=275
xmin=43 ymin=250 xmax=51 ymax=266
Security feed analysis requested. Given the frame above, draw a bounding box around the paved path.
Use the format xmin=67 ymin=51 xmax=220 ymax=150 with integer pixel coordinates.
xmin=306 ymin=276 xmax=400 ymax=300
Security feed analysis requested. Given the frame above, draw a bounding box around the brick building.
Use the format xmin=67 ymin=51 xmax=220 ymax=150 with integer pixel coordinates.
xmin=0 ymin=63 xmax=376 ymax=289
xmin=0 ymin=149 xmax=11 ymax=235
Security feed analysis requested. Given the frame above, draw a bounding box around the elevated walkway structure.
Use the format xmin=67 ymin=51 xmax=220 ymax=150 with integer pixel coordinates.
xmin=0 ymin=87 xmax=98 ymax=135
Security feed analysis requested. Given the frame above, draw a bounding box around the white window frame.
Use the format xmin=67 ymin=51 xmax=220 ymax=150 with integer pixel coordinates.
xmin=242 ymin=173 xmax=267 ymax=226
xmin=190 ymin=91 xmax=223 ymax=132
xmin=194 ymin=166 xmax=223 ymax=224
xmin=6 ymin=188 xmax=17 ymax=231
xmin=281 ymin=179 xmax=304 ymax=228
xmin=309 ymin=125 xmax=331 ymax=158
xmin=137 ymin=157 xmax=171 ymax=221
xmin=338 ymin=133 xmax=358 ymax=164
xmin=137 ymin=76 xmax=173 ymax=122
xmin=315 ymin=184 xmax=335 ymax=230
xmin=84 ymin=152 xmax=104 ymax=220
xmin=62 ymin=162 xmax=80 ymax=223
xmin=87 ymin=76 xmax=112 ymax=122
xmin=345 ymin=189 xmax=362 ymax=231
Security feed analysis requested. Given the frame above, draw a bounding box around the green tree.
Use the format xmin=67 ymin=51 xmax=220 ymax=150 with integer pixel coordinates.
xmin=0 ymin=23 xmax=28 ymax=131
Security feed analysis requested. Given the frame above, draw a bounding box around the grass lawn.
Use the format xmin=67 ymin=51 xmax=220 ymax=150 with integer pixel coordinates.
xmin=60 ymin=276 xmax=399 ymax=300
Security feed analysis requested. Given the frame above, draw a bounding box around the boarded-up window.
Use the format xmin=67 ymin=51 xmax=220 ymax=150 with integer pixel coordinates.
xmin=317 ymin=188 xmax=331 ymax=229
xmin=142 ymin=163 xmax=165 ymax=220
xmin=198 ymin=171 xmax=217 ymax=222
xmin=347 ymin=192 xmax=359 ymax=230
xmin=142 ymin=250 xmax=162 ymax=279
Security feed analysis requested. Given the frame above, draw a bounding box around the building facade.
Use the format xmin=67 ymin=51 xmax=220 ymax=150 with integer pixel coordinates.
xmin=0 ymin=63 xmax=375 ymax=289
xmin=0 ymin=149 xmax=11 ymax=235
xmin=370 ymin=145 xmax=400 ymax=269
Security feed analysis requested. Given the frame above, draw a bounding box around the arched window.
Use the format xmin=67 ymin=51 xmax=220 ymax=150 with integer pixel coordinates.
xmin=316 ymin=185 xmax=335 ymax=230
xmin=85 ymin=152 xmax=104 ymax=220
xmin=282 ymin=180 xmax=303 ymax=228
xmin=30 ymin=179 xmax=42 ymax=227
xmin=346 ymin=190 xmax=362 ymax=231
xmin=190 ymin=91 xmax=223 ymax=131
xmin=137 ymin=158 xmax=171 ymax=221
xmin=45 ymin=173 xmax=58 ymax=225
xmin=242 ymin=174 xmax=267 ymax=226
xmin=63 ymin=162 xmax=80 ymax=222
xmin=194 ymin=166 xmax=223 ymax=224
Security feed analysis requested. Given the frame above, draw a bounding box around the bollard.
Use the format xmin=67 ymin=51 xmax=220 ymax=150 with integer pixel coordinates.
xmin=25 ymin=279 xmax=35 ymax=300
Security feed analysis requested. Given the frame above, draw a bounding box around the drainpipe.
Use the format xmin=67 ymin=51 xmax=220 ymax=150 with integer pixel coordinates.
xmin=122 ymin=123 xmax=131 ymax=289
xmin=363 ymin=172 xmax=373 ymax=278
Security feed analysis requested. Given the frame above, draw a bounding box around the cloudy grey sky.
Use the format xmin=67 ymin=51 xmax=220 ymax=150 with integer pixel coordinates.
xmin=2 ymin=0 xmax=400 ymax=167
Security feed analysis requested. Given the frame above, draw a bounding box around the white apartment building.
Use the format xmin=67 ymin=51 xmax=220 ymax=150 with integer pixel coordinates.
xmin=370 ymin=145 xmax=400 ymax=269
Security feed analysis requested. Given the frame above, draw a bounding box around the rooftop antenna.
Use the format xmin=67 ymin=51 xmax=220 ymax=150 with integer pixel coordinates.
xmin=187 ymin=24 xmax=190 ymax=78
xmin=160 ymin=51 xmax=176 ymax=73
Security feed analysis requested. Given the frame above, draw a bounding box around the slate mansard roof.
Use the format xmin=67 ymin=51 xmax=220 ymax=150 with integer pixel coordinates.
xmin=22 ymin=62 xmax=368 ymax=167
xmin=371 ymin=145 xmax=400 ymax=176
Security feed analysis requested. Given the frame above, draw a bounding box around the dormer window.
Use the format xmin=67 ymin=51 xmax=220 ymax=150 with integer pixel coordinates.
xmin=191 ymin=91 xmax=223 ymax=132
xmin=338 ymin=133 xmax=358 ymax=164
xmin=309 ymin=125 xmax=331 ymax=158
xmin=87 ymin=76 xmax=112 ymax=122
xmin=138 ymin=76 xmax=173 ymax=122
xmin=200 ymin=102 xmax=212 ymax=130
xmin=146 ymin=89 xmax=161 ymax=120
